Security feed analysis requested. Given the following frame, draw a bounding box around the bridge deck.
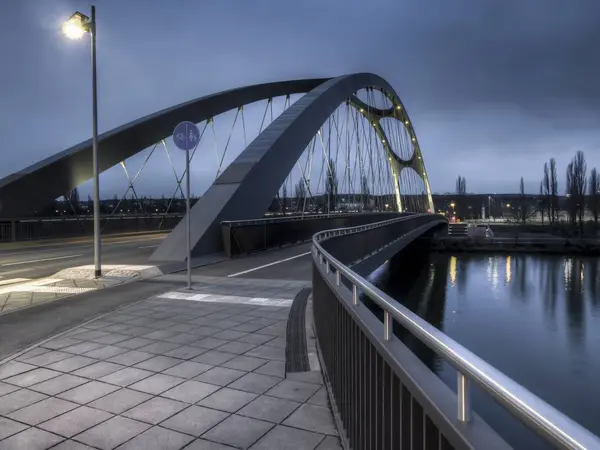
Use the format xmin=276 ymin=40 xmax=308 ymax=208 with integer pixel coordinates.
xmin=0 ymin=246 xmax=341 ymax=449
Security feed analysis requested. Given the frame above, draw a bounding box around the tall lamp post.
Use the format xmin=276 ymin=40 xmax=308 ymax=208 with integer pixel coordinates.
xmin=62 ymin=7 xmax=101 ymax=278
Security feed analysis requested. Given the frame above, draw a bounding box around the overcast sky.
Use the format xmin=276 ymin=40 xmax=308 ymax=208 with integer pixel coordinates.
xmin=1 ymin=0 xmax=600 ymax=198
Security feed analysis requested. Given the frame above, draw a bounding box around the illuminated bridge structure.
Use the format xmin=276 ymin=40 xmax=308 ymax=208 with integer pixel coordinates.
xmin=1 ymin=74 xmax=598 ymax=449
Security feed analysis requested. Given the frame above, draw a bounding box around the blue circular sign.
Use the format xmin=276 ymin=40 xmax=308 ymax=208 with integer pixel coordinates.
xmin=173 ymin=121 xmax=200 ymax=151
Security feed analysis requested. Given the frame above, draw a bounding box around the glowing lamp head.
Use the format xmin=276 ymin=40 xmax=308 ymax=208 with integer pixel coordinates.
xmin=62 ymin=11 xmax=90 ymax=39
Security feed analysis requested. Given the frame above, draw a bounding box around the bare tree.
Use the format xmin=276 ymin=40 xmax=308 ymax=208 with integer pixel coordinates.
xmin=455 ymin=176 xmax=467 ymax=219
xmin=566 ymin=151 xmax=587 ymax=233
xmin=294 ymin=179 xmax=307 ymax=212
xmin=542 ymin=162 xmax=551 ymax=223
xmin=549 ymin=158 xmax=558 ymax=223
xmin=539 ymin=181 xmax=545 ymax=226
xmin=68 ymin=188 xmax=81 ymax=215
xmin=326 ymin=158 xmax=338 ymax=212
xmin=281 ymin=184 xmax=287 ymax=215
xmin=518 ymin=177 xmax=529 ymax=223
xmin=566 ymin=162 xmax=577 ymax=226
xmin=574 ymin=151 xmax=587 ymax=231
xmin=360 ymin=175 xmax=370 ymax=210
xmin=456 ymin=176 xmax=466 ymax=195
xmin=589 ymin=168 xmax=599 ymax=223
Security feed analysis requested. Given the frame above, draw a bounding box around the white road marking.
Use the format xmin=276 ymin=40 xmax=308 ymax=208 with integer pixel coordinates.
xmin=158 ymin=292 xmax=293 ymax=307
xmin=1 ymin=254 xmax=83 ymax=267
xmin=138 ymin=245 xmax=160 ymax=249
xmin=0 ymin=278 xmax=30 ymax=286
xmin=227 ymin=251 xmax=311 ymax=278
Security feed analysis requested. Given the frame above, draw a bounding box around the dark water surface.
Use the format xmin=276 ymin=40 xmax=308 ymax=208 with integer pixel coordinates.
xmin=369 ymin=251 xmax=600 ymax=450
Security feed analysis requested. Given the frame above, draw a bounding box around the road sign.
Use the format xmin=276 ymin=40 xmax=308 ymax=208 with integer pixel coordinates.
xmin=173 ymin=121 xmax=200 ymax=151
xmin=172 ymin=121 xmax=199 ymax=290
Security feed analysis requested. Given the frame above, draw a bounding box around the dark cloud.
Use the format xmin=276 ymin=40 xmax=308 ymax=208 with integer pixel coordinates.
xmin=1 ymin=0 xmax=599 ymax=197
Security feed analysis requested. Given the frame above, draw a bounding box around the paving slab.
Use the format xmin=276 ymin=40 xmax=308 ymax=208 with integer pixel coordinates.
xmin=0 ymin=276 xmax=339 ymax=449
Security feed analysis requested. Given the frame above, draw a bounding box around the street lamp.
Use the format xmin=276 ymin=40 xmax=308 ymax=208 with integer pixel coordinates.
xmin=62 ymin=7 xmax=101 ymax=278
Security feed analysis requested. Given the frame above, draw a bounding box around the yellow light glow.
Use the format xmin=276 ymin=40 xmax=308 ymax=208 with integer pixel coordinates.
xmin=62 ymin=12 xmax=89 ymax=40
xmin=450 ymin=202 xmax=455 ymax=208
xmin=396 ymin=105 xmax=401 ymax=110
xmin=405 ymin=120 xmax=409 ymax=125
xmin=506 ymin=203 xmax=510 ymax=208
xmin=449 ymin=256 xmax=457 ymax=286
xmin=62 ymin=21 xmax=86 ymax=39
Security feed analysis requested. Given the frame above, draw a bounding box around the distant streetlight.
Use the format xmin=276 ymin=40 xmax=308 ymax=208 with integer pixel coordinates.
xmin=62 ymin=7 xmax=102 ymax=278
xmin=450 ymin=202 xmax=455 ymax=209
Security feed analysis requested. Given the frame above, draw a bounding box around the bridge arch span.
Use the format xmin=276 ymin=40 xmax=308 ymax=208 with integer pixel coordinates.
xmin=0 ymin=78 xmax=328 ymax=218
xmin=151 ymin=73 xmax=434 ymax=261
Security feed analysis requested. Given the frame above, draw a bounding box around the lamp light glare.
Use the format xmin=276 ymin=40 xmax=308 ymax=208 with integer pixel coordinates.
xmin=62 ymin=12 xmax=89 ymax=40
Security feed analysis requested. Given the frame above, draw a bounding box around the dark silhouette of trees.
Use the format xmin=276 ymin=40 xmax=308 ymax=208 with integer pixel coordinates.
xmin=539 ymin=181 xmax=545 ymax=226
xmin=281 ymin=184 xmax=287 ymax=214
xmin=455 ymin=175 xmax=467 ymax=219
xmin=294 ymin=179 xmax=307 ymax=212
xmin=540 ymin=158 xmax=559 ymax=224
xmin=549 ymin=158 xmax=558 ymax=223
xmin=456 ymin=176 xmax=466 ymax=195
xmin=68 ymin=188 xmax=81 ymax=214
xmin=518 ymin=177 xmax=529 ymax=223
xmin=361 ymin=175 xmax=370 ymax=210
xmin=542 ymin=162 xmax=551 ymax=223
xmin=566 ymin=150 xmax=587 ymax=232
xmin=326 ymin=158 xmax=338 ymax=212
xmin=589 ymin=168 xmax=599 ymax=223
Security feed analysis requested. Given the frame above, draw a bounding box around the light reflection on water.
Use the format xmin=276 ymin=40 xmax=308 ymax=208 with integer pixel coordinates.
xmin=369 ymin=252 xmax=600 ymax=450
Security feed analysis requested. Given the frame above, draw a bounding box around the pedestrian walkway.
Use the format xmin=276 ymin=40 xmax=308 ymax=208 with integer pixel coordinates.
xmin=0 ymin=265 xmax=163 ymax=314
xmin=0 ymin=275 xmax=342 ymax=449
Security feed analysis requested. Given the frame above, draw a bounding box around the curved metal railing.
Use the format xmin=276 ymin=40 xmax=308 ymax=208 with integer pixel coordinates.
xmin=312 ymin=216 xmax=600 ymax=450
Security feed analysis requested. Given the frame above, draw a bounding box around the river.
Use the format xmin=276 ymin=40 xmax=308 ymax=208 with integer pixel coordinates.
xmin=369 ymin=251 xmax=600 ymax=450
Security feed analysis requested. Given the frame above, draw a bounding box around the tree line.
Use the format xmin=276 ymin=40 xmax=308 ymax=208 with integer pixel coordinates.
xmin=537 ymin=151 xmax=599 ymax=232
xmin=453 ymin=150 xmax=600 ymax=234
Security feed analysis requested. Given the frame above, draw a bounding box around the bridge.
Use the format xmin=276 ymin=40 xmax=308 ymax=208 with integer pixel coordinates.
xmin=0 ymin=74 xmax=598 ymax=449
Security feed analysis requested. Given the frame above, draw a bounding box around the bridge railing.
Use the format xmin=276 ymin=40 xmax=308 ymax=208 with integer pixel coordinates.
xmin=312 ymin=215 xmax=600 ymax=450
xmin=0 ymin=214 xmax=183 ymax=242
xmin=221 ymin=211 xmax=412 ymax=257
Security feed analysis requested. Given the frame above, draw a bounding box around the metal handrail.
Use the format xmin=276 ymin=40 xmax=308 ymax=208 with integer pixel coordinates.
xmin=3 ymin=213 xmax=185 ymax=222
xmin=312 ymin=217 xmax=600 ymax=450
xmin=221 ymin=210 xmax=406 ymax=226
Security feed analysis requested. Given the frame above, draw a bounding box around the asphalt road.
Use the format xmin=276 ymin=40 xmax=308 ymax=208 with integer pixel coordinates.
xmin=0 ymin=239 xmax=314 ymax=360
xmin=191 ymin=243 xmax=313 ymax=281
xmin=0 ymin=232 xmax=168 ymax=282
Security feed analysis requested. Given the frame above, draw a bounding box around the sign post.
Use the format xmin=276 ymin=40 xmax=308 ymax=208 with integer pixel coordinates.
xmin=173 ymin=121 xmax=200 ymax=290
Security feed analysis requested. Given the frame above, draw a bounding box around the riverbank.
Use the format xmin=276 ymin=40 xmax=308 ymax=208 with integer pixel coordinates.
xmin=431 ymin=236 xmax=600 ymax=255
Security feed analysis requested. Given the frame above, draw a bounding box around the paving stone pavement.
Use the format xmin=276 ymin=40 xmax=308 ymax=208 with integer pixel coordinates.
xmin=0 ymin=278 xmax=124 ymax=314
xmin=0 ymin=277 xmax=343 ymax=450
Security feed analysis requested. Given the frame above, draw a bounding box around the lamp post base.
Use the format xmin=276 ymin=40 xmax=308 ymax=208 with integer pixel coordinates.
xmin=94 ymin=269 xmax=102 ymax=278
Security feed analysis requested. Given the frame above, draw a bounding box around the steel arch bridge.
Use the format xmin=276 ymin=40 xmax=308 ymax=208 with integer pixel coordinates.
xmin=0 ymin=73 xmax=434 ymax=261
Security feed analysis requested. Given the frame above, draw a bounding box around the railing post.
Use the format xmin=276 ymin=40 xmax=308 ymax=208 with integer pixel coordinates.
xmin=352 ymin=284 xmax=358 ymax=306
xmin=326 ymin=260 xmax=330 ymax=274
xmin=336 ymin=270 xmax=340 ymax=286
xmin=457 ymin=373 xmax=471 ymax=422
xmin=383 ymin=311 xmax=392 ymax=340
xmin=10 ymin=220 xmax=16 ymax=242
